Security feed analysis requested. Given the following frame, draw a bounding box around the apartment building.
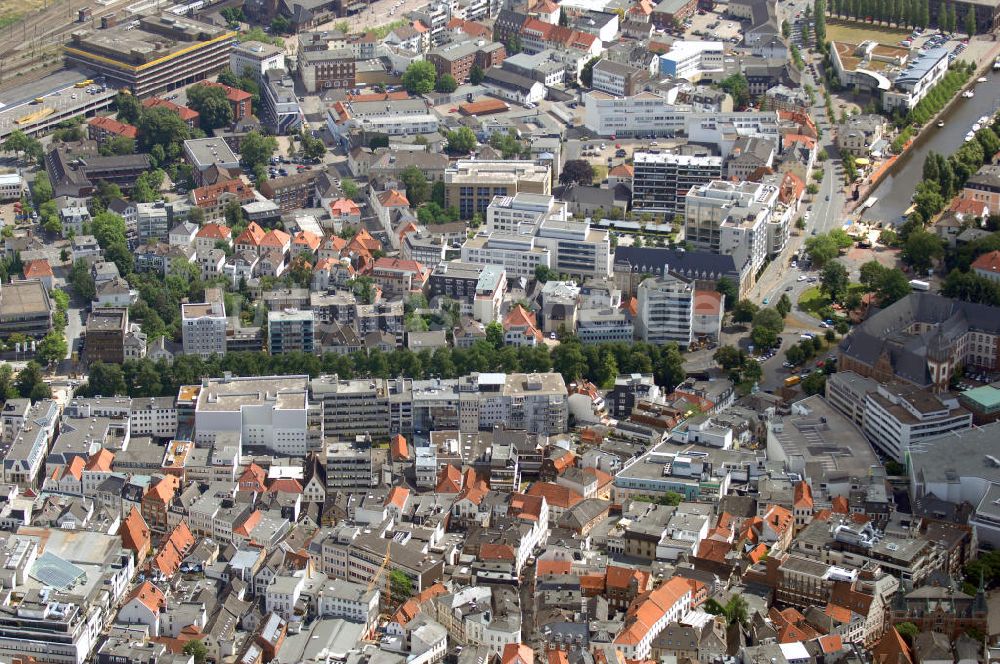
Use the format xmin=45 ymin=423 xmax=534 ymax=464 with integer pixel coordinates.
xmin=635 ymin=274 xmax=695 ymax=347
xmin=327 ymin=98 xmax=438 ymax=145
xmin=684 ymin=179 xmax=779 ymax=278
xmin=268 ymin=309 xmax=316 ymax=355
xmin=262 ymin=68 xmax=304 ymax=135
xmin=298 ymin=48 xmax=356 ymax=93
xmin=427 ymin=261 xmax=507 ymax=322
xmin=444 ymin=160 xmax=551 ymax=219
xmin=189 ymin=179 xmax=256 ymax=222
xmin=259 ymin=171 xmax=317 ymax=212
xmin=181 ymin=300 xmax=227 ymax=359
xmin=460 ymin=233 xmax=550 ymax=280
xmin=231 ymin=40 xmax=285 ymax=82
xmin=192 ymin=374 xmax=320 ymax=456
xmin=136 ymin=202 xmax=170 ymax=244
xmin=632 ymin=152 xmax=723 ymax=216
xmin=426 ymin=38 xmax=505 ymax=83
xmin=85 ymin=307 xmax=129 ymax=365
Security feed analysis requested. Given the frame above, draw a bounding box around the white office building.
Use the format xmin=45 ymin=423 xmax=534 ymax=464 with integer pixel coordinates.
xmin=181 ymin=300 xmax=227 ymax=359
xmin=0 ymin=173 xmax=25 ymax=202
xmin=231 ymin=40 xmax=286 ymax=82
xmin=193 ymin=374 xmax=319 ymax=456
xmin=863 ymin=384 xmax=973 ymax=463
xmin=635 ymin=274 xmax=695 ymax=347
xmin=684 ymin=179 xmax=779 ymax=277
xmin=658 ymin=41 xmax=725 ymax=82
xmin=583 ymin=90 xmax=781 ymax=140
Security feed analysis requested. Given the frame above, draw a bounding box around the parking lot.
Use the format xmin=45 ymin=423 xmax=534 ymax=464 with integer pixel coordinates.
xmin=682 ymin=8 xmax=744 ymax=43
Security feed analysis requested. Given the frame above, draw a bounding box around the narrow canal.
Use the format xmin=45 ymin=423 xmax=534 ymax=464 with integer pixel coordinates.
xmin=862 ymin=68 xmax=1000 ymax=225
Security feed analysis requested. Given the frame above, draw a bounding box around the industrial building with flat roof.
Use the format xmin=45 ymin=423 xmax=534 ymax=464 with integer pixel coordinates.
xmin=0 ymin=280 xmax=53 ymax=337
xmin=64 ymin=14 xmax=236 ymax=97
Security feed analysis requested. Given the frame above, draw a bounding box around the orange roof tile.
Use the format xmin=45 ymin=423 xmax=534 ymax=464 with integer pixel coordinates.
xmin=268 ymin=478 xmax=303 ymax=494
xmin=119 ymin=506 xmax=151 ymax=556
xmin=818 ymin=634 xmax=844 ymax=654
xmin=293 ymin=230 xmax=321 ymax=251
xmin=580 ymin=573 xmax=606 ymax=593
xmin=330 ymin=198 xmax=361 ymax=217
xmin=536 ymin=559 xmax=572 ymax=576
xmin=87 ymin=115 xmax=138 ymax=139
xmin=260 ymin=229 xmax=291 ymax=249
xmin=234 ymin=510 xmax=262 ymax=537
xmin=526 ymin=481 xmax=583 ymax=509
xmin=972 ymin=250 xmax=1000 ymax=275
xmin=153 ymin=521 xmax=195 ymax=577
xmin=65 ymin=455 xmax=86 ymax=481
xmin=85 ymin=448 xmax=115 ymax=472
xmin=126 ymin=580 xmax=166 ymax=614
xmin=196 ymin=222 xmax=232 ymax=240
xmin=377 ymin=189 xmax=410 ymax=207
xmin=794 ymin=480 xmax=814 ymax=510
xmin=480 ymin=543 xmax=516 ymax=561
xmin=436 ymin=464 xmax=463 ymax=494
xmin=502 ymin=643 xmax=534 ymax=664
xmin=609 ymin=163 xmax=634 ymax=178
xmin=825 ymin=602 xmax=852 ymax=624
xmin=235 ymin=221 xmax=267 ymax=247
xmin=831 ymin=495 xmax=849 ymax=514
xmin=747 ymin=542 xmax=768 ymax=564
xmin=23 ymin=259 xmax=54 ymax=279
xmin=142 ymin=97 xmax=199 ymax=122
xmin=387 ymin=486 xmax=410 ymax=510
xmin=390 ymin=434 xmax=410 ymax=461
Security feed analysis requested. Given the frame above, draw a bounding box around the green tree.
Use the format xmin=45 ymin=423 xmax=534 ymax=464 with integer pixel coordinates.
xmin=341 ymin=178 xmax=360 ymax=200
xmin=805 ymin=232 xmax=840 ymax=267
xmin=137 ymin=106 xmax=191 ymax=154
xmin=186 ymin=83 xmax=234 ymax=131
xmin=100 ymin=135 xmax=136 ymax=156
xmin=751 ymin=307 xmax=785 ymax=349
xmin=115 ymin=91 xmax=142 ymax=124
xmin=270 ymin=15 xmax=291 ymax=33
xmin=369 ymin=133 xmax=390 ymax=149
xmin=486 ymin=321 xmax=504 ymax=349
xmin=715 ymin=277 xmax=737 ymax=311
xmin=719 ymin=73 xmax=751 ymax=108
xmin=300 ymin=132 xmax=326 ymax=160
xmin=445 ymin=127 xmax=477 ymax=154
xmin=776 ymin=293 xmax=792 ymax=317
xmin=435 ymin=73 xmax=458 ymax=93
xmin=560 ymin=159 xmax=595 ymax=185
xmin=965 ymin=5 xmax=976 ymax=33
xmin=183 ymin=639 xmax=208 ymax=664
xmin=240 ymin=131 xmax=278 ymax=171
xmin=742 ymin=358 xmax=763 ymax=384
xmin=894 ymin=623 xmax=919 ymax=646
xmin=580 ymin=57 xmax=601 ymax=87
xmin=902 ymin=229 xmax=944 ymax=273
xmin=535 ymin=265 xmax=558 ymax=283
xmin=402 ymin=61 xmax=437 ymax=95
xmin=821 ymin=260 xmax=850 ymax=302
xmin=782 ymin=18 xmax=791 ymax=36
xmin=400 ymin=166 xmax=430 ymax=206
xmin=470 ymin=64 xmax=485 ymax=85
xmin=714 ymin=345 xmax=745 ymax=371
xmin=802 ymin=371 xmax=827 ymax=395
xmin=732 ymin=299 xmax=759 ymax=324
xmin=389 ymin=569 xmax=414 ymax=602
xmin=31 ymin=171 xmax=53 ymax=207
xmin=69 ymin=260 xmax=96 ymax=300
xmin=36 ymin=332 xmax=67 ymax=366
xmin=15 ymin=361 xmax=50 ymax=402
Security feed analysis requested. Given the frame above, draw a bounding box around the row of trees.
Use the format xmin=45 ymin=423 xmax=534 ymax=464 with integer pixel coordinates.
xmin=905 ymin=64 xmax=974 ymax=127
xmin=76 ymin=337 xmax=688 ymax=400
xmin=828 ymin=0 xmax=975 ymax=33
xmin=401 ymin=61 xmax=458 ymax=95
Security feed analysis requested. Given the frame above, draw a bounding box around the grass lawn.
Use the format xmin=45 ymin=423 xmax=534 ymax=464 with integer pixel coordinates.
xmin=798 ymin=284 xmax=865 ymax=318
xmin=826 ymin=20 xmax=909 ymax=46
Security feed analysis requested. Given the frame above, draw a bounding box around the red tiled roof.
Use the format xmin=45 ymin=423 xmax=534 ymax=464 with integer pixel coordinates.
xmin=192 ymin=179 xmax=255 ymax=208
xmin=85 ymin=448 xmax=115 ymax=472
xmin=119 ymin=506 xmax=151 ymax=557
xmin=142 ymin=97 xmax=199 ymax=122
xmin=536 ymin=559 xmax=572 ymax=576
xmin=794 ymin=480 xmax=814 ymax=510
xmin=293 ymin=230 xmax=321 ymax=251
xmin=260 ymin=229 xmax=291 ymax=249
xmin=196 ymin=223 xmax=231 ymax=240
xmin=377 ymin=189 xmax=410 ymax=207
xmin=126 ymin=580 xmax=166 ymax=614
xmin=23 ymin=259 xmax=54 ymax=279
xmin=831 ymin=495 xmax=849 ymax=514
xmin=391 ymin=434 xmax=410 ymax=461
xmin=387 ymin=486 xmax=410 ymax=509
xmin=480 ymin=543 xmax=516 ymax=560
xmin=502 ymin=643 xmax=534 ymax=664
xmin=268 ymin=478 xmax=303 ymax=494
xmin=330 ymin=198 xmax=360 ymax=217
xmin=87 ymin=115 xmax=138 ymax=139
xmin=436 ymin=464 xmax=463 ymax=493
xmin=235 ymin=221 xmax=267 ymax=247
xmin=526 ymin=481 xmax=583 ymax=509
xmin=153 ymin=521 xmax=195 ymax=577
xmin=972 ymin=250 xmax=1000 ymax=274
xmin=199 ymin=80 xmax=252 ymax=103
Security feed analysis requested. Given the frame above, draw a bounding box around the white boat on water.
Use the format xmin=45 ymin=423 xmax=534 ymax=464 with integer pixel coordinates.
xmin=963 ymin=89 xmax=976 ymax=98
xmin=978 ymin=76 xmax=989 ymax=83
xmin=966 ymin=131 xmax=976 ymax=142
xmin=937 ymin=120 xmax=945 ymax=127
xmin=974 ymin=123 xmax=982 ymax=131
xmin=995 ymin=58 xmax=1000 ymax=70
xmin=980 ymin=116 xmax=990 ymax=124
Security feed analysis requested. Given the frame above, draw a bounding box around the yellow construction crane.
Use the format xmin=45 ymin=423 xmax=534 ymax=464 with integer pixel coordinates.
xmin=366 ymin=541 xmax=391 ymax=594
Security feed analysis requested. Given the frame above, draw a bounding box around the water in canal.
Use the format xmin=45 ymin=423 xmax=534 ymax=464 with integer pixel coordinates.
xmin=862 ymin=68 xmax=1000 ymax=225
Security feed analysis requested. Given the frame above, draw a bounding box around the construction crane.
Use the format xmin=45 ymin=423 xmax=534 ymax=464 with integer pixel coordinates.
xmin=366 ymin=541 xmax=391 ymax=594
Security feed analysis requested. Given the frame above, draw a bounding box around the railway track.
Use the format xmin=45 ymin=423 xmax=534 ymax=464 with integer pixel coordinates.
xmin=0 ymin=0 xmax=126 ymax=90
